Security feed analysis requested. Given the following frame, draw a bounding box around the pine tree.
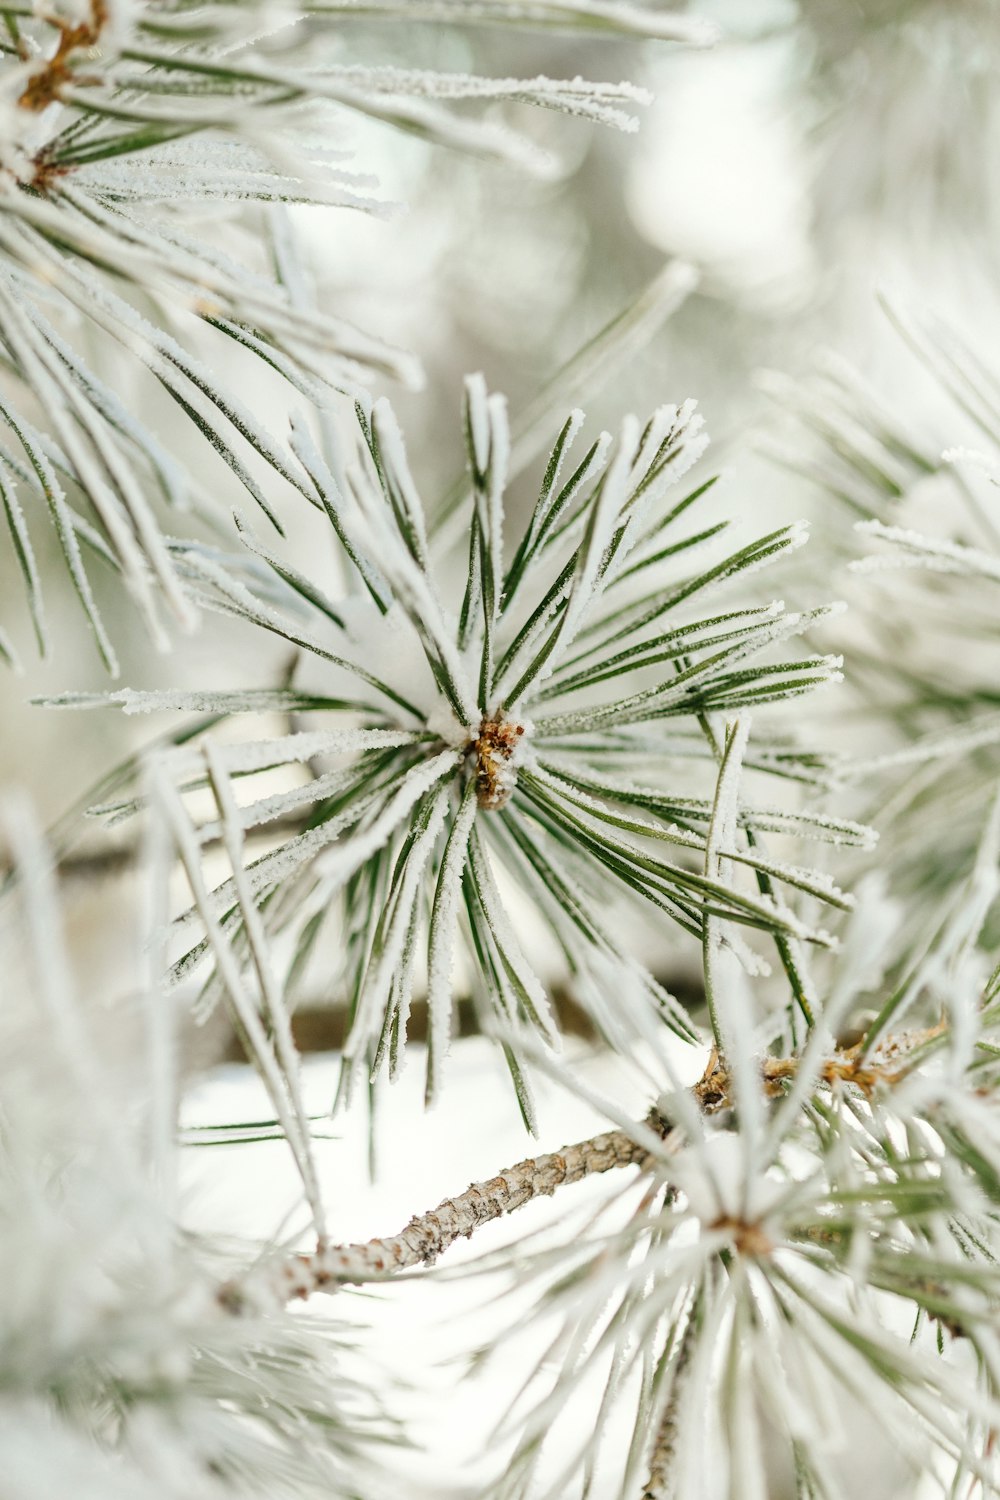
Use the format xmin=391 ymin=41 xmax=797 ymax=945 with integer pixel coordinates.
xmin=4 ymin=4 xmax=1000 ymax=1498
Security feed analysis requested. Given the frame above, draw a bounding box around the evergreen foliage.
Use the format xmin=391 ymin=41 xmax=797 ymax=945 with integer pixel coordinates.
xmin=4 ymin=3 xmax=1000 ymax=1498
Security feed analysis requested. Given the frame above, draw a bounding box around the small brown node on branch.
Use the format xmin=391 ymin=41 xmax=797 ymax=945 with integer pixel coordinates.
xmin=696 ymin=1019 xmax=949 ymax=1121
xmin=693 ymin=1049 xmax=731 ymax=1114
xmin=18 ymin=0 xmax=109 ymax=113
xmin=708 ymin=1214 xmax=774 ymax=1258
xmin=216 ymin=1280 xmax=247 ymax=1315
xmin=471 ymin=715 xmax=524 ymax=810
xmin=27 ymin=150 xmax=70 ymax=193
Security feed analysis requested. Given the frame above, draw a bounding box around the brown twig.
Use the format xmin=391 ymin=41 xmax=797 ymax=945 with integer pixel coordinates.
xmin=220 ymin=1109 xmax=675 ymax=1312
xmin=641 ymin=1292 xmax=702 ymax=1499
xmin=18 ymin=0 xmax=108 ymax=112
xmin=26 ymin=811 xmax=313 ymax=887
xmin=694 ymin=1024 xmax=947 ymax=1118
xmin=221 ymin=1022 xmax=950 ymax=1314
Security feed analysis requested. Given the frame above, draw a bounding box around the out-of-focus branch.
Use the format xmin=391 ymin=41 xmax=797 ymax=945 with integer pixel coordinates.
xmin=29 ymin=812 xmax=312 ymax=886
xmin=641 ymin=1295 xmax=701 ymax=1499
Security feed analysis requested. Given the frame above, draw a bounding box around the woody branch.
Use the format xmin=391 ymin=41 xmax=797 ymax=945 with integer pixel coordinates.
xmin=221 ymin=1024 xmax=938 ymax=1314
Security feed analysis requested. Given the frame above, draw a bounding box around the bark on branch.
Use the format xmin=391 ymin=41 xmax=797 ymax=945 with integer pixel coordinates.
xmin=221 ymin=1112 xmax=673 ymax=1313
xmin=220 ymin=1027 xmax=936 ymax=1314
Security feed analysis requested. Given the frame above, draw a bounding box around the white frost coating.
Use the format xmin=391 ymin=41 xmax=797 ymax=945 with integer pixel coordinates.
xmin=317 ymin=77 xmax=563 ymax=178
xmin=662 ymin=399 xmax=708 ymax=474
xmin=531 ymin=762 xmax=703 ymax=851
xmin=34 ymin=180 xmax=399 ymax=383
xmin=232 ymin=510 xmax=345 ymax=623
xmin=552 ymin=601 xmax=782 ymax=688
xmin=508 ymin=423 xmax=616 ymax=598
xmin=0 ymin=371 xmax=118 ymax=673
xmin=701 ymin=714 xmax=765 ymax=1151
xmin=706 ymin=718 xmax=750 ymax=882
xmin=562 ymin=414 xmax=640 ymax=646
xmin=631 ymin=403 xmax=680 ymax=488
xmin=425 ymin=782 xmax=480 ymax=1101
xmin=465 ymin=378 xmax=510 ymax=698
xmin=730 ymin=849 xmax=853 ymax=911
xmin=151 ymin=766 xmax=327 ymax=1232
xmin=543 ymin=608 xmax=841 ymax=736
xmin=342 ymin=788 xmax=451 ymax=1082
xmin=530 ymin=764 xmax=822 ymax=940
xmin=492 ymin=570 xmax=576 ymax=701
xmin=204 ymin=743 xmax=327 ymax=1240
xmin=563 ymin=420 xmax=641 ymax=648
xmin=323 ymin=64 xmax=651 ymax=133
xmin=202 ymin=728 xmax=418 ymax=774
xmin=314 ymin=749 xmax=461 ymax=893
xmin=39 ymin=687 xmax=353 ymax=715
xmin=531 ymin=763 xmax=851 ymax=907
xmin=425 ymin=703 xmax=473 ymax=749
xmin=46 ymin=249 xmax=307 ymax=497
xmin=371 ymin=397 xmax=430 ymax=562
xmin=745 ymin=798 xmax=868 ymax=847
xmin=334 ymin=596 xmax=438 ymax=719
xmin=388 ymin=901 xmax=421 ymax=1079
xmin=664 ymin=602 xmax=828 ymax=682
xmin=347 ymin=460 xmax=480 ymax=722
xmin=649 ymin=647 xmax=844 ymax=722
xmin=562 ymin=519 xmax=812 ymax=697
xmin=720 ymin=928 xmax=772 ymax=979
xmin=196 ymin=762 xmax=374 ymax=842
xmin=166 ymin=544 xmax=339 ymax=661
xmin=26 ymin=305 xmax=186 ymax=513
xmin=169 ymin=778 xmax=385 ymax=936
xmin=9 ymin=286 xmax=194 ymax=642
xmin=289 ymin=417 xmax=390 ymax=606
xmin=465 ymin=373 xmax=492 ymax=478
xmin=508 ymin=416 xmax=640 ymax=711
xmin=613 ymin=400 xmax=709 ymax=571
xmin=852 ymin=520 xmax=1000 ymax=582
xmin=767 ymin=517 xmax=811 ymax=554
xmin=0 ymin=471 xmax=46 ymax=653
xmin=314 ymin=0 xmax=719 ymax=47
xmin=468 ymin=826 xmax=558 ymax=1044
xmin=943 ymin=444 xmax=1000 ymax=481
xmin=541 ymin=408 xmax=586 ymax=509
xmin=84 ymin=161 xmax=391 ymax=215
xmin=159 ymin=727 xmax=420 ymax=784
xmin=671 ymin=1130 xmax=788 ymax=1228
xmin=486 ymin=392 xmax=510 ymax=588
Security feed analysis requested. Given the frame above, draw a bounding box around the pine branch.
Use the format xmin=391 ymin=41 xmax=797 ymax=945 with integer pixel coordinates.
xmin=223 ymin=1107 xmax=676 ymax=1312
xmin=768 ymin=293 xmax=1000 ymax=983
xmin=66 ymin=383 xmax=853 ymax=1120
xmin=0 ymin=795 xmax=397 ymax=1498
xmin=224 ymin=1018 xmax=948 ymax=1313
xmin=640 ymin=1292 xmax=702 ymax=1500
xmin=0 ymin=0 xmax=702 ymax=666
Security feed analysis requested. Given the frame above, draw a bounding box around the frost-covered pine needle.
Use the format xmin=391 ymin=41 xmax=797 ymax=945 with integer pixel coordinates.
xmin=67 ymin=381 xmax=851 ymax=1119
xmin=0 ymin=0 xmax=699 ymax=666
xmin=0 ymin=797 xmax=395 ymax=1499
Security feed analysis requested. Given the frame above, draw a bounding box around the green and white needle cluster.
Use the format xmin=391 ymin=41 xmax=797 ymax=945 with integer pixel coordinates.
xmin=6 ymin=4 xmax=1000 ymax=1499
